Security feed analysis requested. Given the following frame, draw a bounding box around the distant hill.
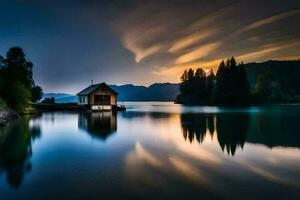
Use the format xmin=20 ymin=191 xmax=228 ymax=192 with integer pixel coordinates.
xmin=110 ymin=83 xmax=179 ymax=101
xmin=42 ymin=93 xmax=73 ymax=99
xmin=245 ymin=60 xmax=300 ymax=94
xmin=43 ymin=83 xmax=179 ymax=103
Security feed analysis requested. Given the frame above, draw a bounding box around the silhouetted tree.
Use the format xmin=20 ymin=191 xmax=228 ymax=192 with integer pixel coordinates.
xmin=0 ymin=47 xmax=43 ymax=111
xmin=187 ymin=68 xmax=194 ymax=80
xmin=195 ymin=68 xmax=205 ymax=78
xmin=180 ymin=70 xmax=188 ymax=82
xmin=206 ymin=69 xmax=215 ymax=103
xmin=213 ymin=57 xmax=251 ymax=105
xmin=176 ymin=67 xmax=213 ymax=105
xmin=31 ymin=85 xmax=43 ymax=102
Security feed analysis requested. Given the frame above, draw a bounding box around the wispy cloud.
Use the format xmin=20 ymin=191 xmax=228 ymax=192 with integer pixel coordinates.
xmin=168 ymin=29 xmax=216 ymax=53
xmin=120 ymin=24 xmax=166 ymax=63
xmin=124 ymin=39 xmax=163 ymax=63
xmin=175 ymin=42 xmax=221 ymax=64
xmin=236 ymin=46 xmax=284 ymax=61
xmin=236 ymin=42 xmax=300 ymax=62
xmin=238 ymin=9 xmax=300 ymax=34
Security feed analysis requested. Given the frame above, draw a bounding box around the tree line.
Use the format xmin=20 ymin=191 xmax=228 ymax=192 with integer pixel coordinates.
xmin=176 ymin=57 xmax=283 ymax=105
xmin=0 ymin=47 xmax=43 ymax=112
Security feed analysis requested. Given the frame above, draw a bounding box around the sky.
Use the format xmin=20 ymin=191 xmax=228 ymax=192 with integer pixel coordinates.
xmin=0 ymin=0 xmax=300 ymax=93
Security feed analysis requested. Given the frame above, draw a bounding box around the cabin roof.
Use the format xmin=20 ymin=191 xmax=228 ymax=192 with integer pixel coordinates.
xmin=77 ymin=82 xmax=118 ymax=96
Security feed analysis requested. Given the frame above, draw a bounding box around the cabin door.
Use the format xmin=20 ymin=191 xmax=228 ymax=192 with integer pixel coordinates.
xmin=94 ymin=95 xmax=111 ymax=105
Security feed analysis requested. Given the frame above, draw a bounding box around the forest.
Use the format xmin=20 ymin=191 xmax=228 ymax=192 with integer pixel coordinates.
xmin=175 ymin=57 xmax=296 ymax=105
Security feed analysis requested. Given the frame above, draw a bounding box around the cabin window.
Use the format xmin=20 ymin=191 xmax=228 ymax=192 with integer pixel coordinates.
xmin=94 ymin=95 xmax=111 ymax=105
xmin=79 ymin=96 xmax=86 ymax=104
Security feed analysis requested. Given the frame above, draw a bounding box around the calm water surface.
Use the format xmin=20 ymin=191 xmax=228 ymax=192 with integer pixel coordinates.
xmin=1 ymin=102 xmax=300 ymax=199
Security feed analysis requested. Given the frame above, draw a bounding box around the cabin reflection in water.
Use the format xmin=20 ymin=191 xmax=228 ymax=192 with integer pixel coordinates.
xmin=78 ymin=112 xmax=117 ymax=140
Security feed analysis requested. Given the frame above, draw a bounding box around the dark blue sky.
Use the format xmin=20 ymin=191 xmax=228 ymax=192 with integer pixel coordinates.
xmin=1 ymin=0 xmax=300 ymax=93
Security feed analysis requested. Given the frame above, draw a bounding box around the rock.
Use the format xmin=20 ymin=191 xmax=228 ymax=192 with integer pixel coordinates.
xmin=0 ymin=108 xmax=19 ymax=127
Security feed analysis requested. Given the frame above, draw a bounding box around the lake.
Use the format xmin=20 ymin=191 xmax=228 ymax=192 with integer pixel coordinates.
xmin=1 ymin=102 xmax=300 ymax=199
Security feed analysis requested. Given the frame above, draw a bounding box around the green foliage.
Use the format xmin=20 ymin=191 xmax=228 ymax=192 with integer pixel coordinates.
xmin=245 ymin=60 xmax=300 ymax=95
xmin=255 ymin=71 xmax=282 ymax=103
xmin=3 ymin=82 xmax=31 ymax=112
xmin=0 ymin=97 xmax=5 ymax=108
xmin=0 ymin=47 xmax=43 ymax=112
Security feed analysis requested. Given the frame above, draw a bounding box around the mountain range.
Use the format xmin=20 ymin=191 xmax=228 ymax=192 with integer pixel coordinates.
xmin=42 ymin=83 xmax=180 ymax=103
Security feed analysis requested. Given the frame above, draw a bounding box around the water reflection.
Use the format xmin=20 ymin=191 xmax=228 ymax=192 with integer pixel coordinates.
xmin=181 ymin=114 xmax=214 ymax=144
xmin=0 ymin=116 xmax=41 ymax=188
xmin=0 ymin=105 xmax=300 ymax=199
xmin=180 ymin=111 xmax=300 ymax=155
xmin=78 ymin=111 xmax=117 ymax=141
xmin=248 ymin=110 xmax=300 ymax=148
xmin=180 ymin=113 xmax=249 ymax=155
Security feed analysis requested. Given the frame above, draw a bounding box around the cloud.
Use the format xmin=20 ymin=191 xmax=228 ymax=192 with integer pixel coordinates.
xmin=236 ymin=41 xmax=300 ymax=62
xmin=115 ymin=1 xmax=300 ymax=83
xmin=169 ymin=156 xmax=209 ymax=185
xmin=168 ymin=29 xmax=216 ymax=53
xmin=153 ymin=58 xmax=225 ymax=82
xmin=236 ymin=46 xmax=284 ymax=61
xmin=175 ymin=42 xmax=221 ymax=64
xmin=237 ymin=9 xmax=300 ymax=34
xmin=120 ymin=24 xmax=166 ymax=63
xmin=124 ymin=39 xmax=163 ymax=63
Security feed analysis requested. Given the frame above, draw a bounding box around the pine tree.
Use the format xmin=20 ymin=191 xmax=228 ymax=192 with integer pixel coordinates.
xmin=180 ymin=70 xmax=188 ymax=82
xmin=195 ymin=68 xmax=205 ymax=79
xmin=206 ymin=69 xmax=215 ymax=104
xmin=187 ymin=68 xmax=194 ymax=80
xmin=214 ymin=57 xmax=251 ymax=105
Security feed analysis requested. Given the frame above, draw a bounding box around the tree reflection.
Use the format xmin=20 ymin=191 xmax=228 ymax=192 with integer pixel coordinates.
xmin=78 ymin=111 xmax=117 ymax=141
xmin=216 ymin=113 xmax=249 ymax=155
xmin=248 ymin=110 xmax=300 ymax=148
xmin=181 ymin=114 xmax=212 ymax=143
xmin=180 ymin=113 xmax=249 ymax=156
xmin=0 ymin=116 xmax=41 ymax=188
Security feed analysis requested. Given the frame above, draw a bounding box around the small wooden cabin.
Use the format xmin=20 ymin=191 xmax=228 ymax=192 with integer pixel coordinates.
xmin=77 ymin=83 xmax=118 ymax=111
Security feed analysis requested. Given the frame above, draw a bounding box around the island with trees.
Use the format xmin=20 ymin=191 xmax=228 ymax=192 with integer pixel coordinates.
xmin=176 ymin=57 xmax=299 ymax=105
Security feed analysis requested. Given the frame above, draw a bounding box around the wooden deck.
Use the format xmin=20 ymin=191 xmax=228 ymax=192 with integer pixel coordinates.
xmin=31 ymin=103 xmax=126 ymax=112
